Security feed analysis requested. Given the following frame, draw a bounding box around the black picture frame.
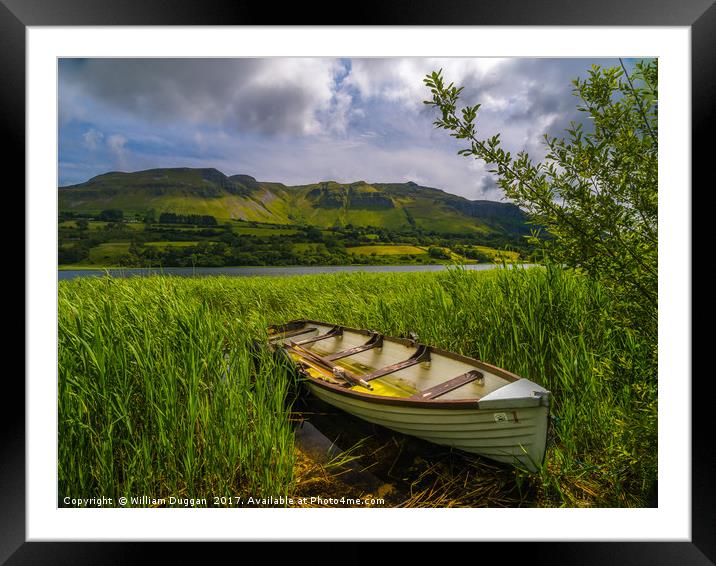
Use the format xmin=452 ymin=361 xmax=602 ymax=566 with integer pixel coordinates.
xmin=7 ymin=0 xmax=712 ymax=563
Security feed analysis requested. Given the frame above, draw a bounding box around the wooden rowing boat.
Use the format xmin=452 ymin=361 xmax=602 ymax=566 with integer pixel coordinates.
xmin=268 ymin=319 xmax=551 ymax=472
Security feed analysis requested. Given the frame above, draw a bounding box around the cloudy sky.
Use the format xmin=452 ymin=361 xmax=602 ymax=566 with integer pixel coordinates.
xmin=58 ymin=57 xmax=629 ymax=201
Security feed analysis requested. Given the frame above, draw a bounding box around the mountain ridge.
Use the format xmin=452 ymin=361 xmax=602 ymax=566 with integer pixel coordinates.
xmin=59 ymin=167 xmax=529 ymax=236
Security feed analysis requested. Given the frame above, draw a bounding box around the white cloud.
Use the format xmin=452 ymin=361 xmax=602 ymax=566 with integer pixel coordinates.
xmin=106 ymin=134 xmax=128 ymax=169
xmin=82 ymin=129 xmax=104 ymax=150
xmin=324 ymin=90 xmax=353 ymax=135
xmin=345 ymin=58 xmax=509 ymax=109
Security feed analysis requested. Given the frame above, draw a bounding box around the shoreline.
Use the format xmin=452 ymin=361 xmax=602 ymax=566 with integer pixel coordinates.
xmin=58 ymin=263 xmax=537 ymax=280
xmin=58 ymin=260 xmax=502 ymax=271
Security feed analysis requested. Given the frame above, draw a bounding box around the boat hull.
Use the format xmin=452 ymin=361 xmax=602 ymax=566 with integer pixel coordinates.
xmin=306 ymin=381 xmax=549 ymax=471
xmin=269 ymin=319 xmax=551 ymax=472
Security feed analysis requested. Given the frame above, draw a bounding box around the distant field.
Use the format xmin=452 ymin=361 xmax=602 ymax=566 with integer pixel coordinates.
xmin=292 ymin=243 xmax=327 ymax=253
xmin=150 ymin=225 xmax=213 ymax=232
xmin=88 ymin=242 xmax=131 ymax=263
xmin=346 ymin=245 xmax=426 ymax=256
xmin=86 ymin=240 xmax=213 ymax=265
xmin=401 ymin=202 xmax=491 ymax=235
xmin=473 ymin=245 xmax=520 ymax=262
xmin=60 ymin=220 xmax=144 ymax=231
xmin=144 ymin=241 xmax=205 ymax=249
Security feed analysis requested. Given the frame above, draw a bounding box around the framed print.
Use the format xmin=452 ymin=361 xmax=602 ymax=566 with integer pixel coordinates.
xmin=8 ymin=0 xmax=713 ymax=563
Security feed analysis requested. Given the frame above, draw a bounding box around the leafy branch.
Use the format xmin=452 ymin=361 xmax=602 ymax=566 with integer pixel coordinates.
xmin=423 ymin=60 xmax=658 ymax=335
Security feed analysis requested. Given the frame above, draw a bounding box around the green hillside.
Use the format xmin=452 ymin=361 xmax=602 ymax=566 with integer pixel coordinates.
xmin=59 ymin=167 xmax=529 ymax=236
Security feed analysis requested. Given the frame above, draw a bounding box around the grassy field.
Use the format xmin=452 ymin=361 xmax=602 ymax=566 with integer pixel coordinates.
xmin=88 ymin=242 xmax=132 ymax=263
xmin=60 ymin=220 xmax=145 ymax=231
xmin=346 ymin=245 xmax=426 ymax=256
xmin=58 ymin=266 xmax=657 ymax=507
xmin=150 ymin=225 xmax=215 ymax=232
xmin=144 ymin=241 xmax=206 ymax=249
xmin=402 ymin=202 xmax=492 ymax=234
xmin=473 ymin=245 xmax=520 ymax=262
xmin=292 ymin=243 xmax=328 ymax=253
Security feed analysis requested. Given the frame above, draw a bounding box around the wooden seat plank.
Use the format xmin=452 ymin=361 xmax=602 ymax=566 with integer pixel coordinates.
xmin=409 ymin=370 xmax=484 ymax=400
xmin=325 ymin=334 xmax=383 ymax=361
xmin=268 ymin=326 xmax=317 ymax=341
xmin=294 ymin=326 xmax=343 ymax=346
xmin=362 ymin=345 xmax=431 ymax=382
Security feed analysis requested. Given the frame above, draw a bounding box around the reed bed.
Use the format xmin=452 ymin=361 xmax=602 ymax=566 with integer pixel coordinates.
xmin=58 ymin=265 xmax=657 ymax=507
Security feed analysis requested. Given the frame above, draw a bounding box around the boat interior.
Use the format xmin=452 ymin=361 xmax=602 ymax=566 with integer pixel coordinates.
xmin=269 ymin=320 xmax=517 ymax=401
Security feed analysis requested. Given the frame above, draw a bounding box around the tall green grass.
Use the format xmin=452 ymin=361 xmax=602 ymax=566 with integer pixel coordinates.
xmin=58 ymin=265 xmax=657 ymax=507
xmin=58 ymin=278 xmax=296 ymax=505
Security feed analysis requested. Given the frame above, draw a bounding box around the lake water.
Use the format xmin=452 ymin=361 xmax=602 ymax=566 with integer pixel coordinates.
xmin=59 ymin=263 xmax=532 ymax=280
